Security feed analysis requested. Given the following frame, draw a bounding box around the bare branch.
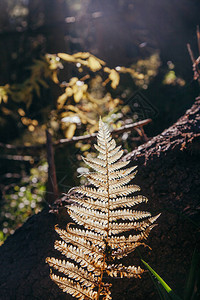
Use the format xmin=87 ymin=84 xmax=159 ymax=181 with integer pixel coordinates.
xmin=187 ymin=43 xmax=196 ymax=64
xmin=187 ymin=43 xmax=200 ymax=81
xmin=0 ymin=119 xmax=152 ymax=152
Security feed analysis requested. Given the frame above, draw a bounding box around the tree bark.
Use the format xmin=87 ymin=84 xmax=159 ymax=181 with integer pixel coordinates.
xmin=0 ymin=98 xmax=200 ymax=300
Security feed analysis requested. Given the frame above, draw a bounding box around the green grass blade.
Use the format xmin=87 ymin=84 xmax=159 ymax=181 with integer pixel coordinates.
xmin=141 ymin=260 xmax=182 ymax=300
xmin=184 ymin=248 xmax=200 ymax=300
xmin=147 ymin=266 xmax=166 ymax=300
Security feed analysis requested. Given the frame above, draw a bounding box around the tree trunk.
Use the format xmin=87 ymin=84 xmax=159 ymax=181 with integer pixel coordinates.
xmin=0 ymin=98 xmax=200 ymax=300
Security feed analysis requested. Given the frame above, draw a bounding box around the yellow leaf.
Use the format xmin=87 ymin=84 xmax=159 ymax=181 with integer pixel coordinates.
xmin=52 ymin=70 xmax=59 ymax=84
xmin=73 ymin=52 xmax=105 ymax=67
xmin=119 ymin=66 xmax=136 ymax=76
xmin=28 ymin=124 xmax=35 ymax=132
xmin=73 ymin=52 xmax=90 ymax=59
xmin=32 ymin=119 xmax=38 ymax=126
xmin=109 ymin=69 xmax=120 ymax=89
xmin=69 ymin=77 xmax=78 ymax=86
xmin=58 ymin=53 xmax=77 ymax=63
xmin=65 ymin=123 xmax=76 ymax=139
xmin=94 ymin=56 xmax=106 ymax=66
xmin=58 ymin=53 xmax=87 ymax=68
xmin=137 ymin=73 xmax=145 ymax=80
xmin=74 ymin=89 xmax=83 ymax=103
xmin=72 ymin=83 xmax=87 ymax=103
xmin=82 ymin=84 xmax=88 ymax=93
xmin=61 ymin=111 xmax=73 ymax=118
xmin=87 ymin=56 xmax=102 ymax=72
xmin=80 ymin=144 xmax=91 ymax=151
xmin=87 ymin=92 xmax=108 ymax=105
xmin=75 ymin=58 xmax=88 ymax=67
xmin=65 ymin=105 xmax=96 ymax=125
xmin=57 ymin=93 xmax=68 ymax=109
xmin=18 ymin=108 xmax=25 ymax=116
xmin=65 ymin=87 xmax=73 ymax=97
xmin=65 ymin=104 xmax=79 ymax=112
xmin=2 ymin=94 xmax=8 ymax=103
xmin=72 ymin=84 xmax=78 ymax=95
xmin=1 ymin=107 xmax=12 ymax=115
xmin=104 ymin=67 xmax=111 ymax=73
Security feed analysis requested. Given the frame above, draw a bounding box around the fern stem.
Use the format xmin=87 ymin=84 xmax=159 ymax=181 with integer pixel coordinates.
xmin=97 ymin=255 xmax=106 ymax=300
xmin=96 ymin=123 xmax=110 ymax=300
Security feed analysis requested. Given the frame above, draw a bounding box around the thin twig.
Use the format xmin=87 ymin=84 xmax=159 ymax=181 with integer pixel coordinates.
xmin=197 ymin=25 xmax=200 ymax=56
xmin=56 ymin=119 xmax=152 ymax=147
xmin=187 ymin=43 xmax=200 ymax=81
xmin=187 ymin=43 xmax=196 ymax=64
xmin=0 ymin=119 xmax=152 ymax=152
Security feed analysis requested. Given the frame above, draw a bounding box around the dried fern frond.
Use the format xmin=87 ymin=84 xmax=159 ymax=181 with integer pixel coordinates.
xmin=46 ymin=118 xmax=160 ymax=300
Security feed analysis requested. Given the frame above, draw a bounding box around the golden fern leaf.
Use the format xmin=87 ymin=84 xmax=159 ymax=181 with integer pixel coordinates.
xmin=46 ymin=118 xmax=160 ymax=300
xmin=54 ymin=226 xmax=101 ymax=254
xmin=109 ymin=195 xmax=148 ymax=209
xmin=46 ymin=257 xmax=97 ymax=287
xmin=67 ymin=226 xmax=105 ymax=247
xmin=106 ymin=264 xmax=144 ymax=278
xmin=49 ymin=274 xmax=97 ymax=300
xmin=69 ymin=196 xmax=108 ymax=212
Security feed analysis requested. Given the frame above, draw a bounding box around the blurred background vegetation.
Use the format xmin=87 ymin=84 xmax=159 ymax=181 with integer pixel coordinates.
xmin=0 ymin=0 xmax=200 ymax=243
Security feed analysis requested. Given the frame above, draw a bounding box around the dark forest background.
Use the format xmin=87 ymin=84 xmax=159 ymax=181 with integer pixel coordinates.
xmin=0 ymin=1 xmax=200 ymax=300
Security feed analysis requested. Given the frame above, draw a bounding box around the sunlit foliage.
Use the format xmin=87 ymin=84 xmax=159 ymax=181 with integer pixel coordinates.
xmin=0 ymin=51 xmax=162 ymax=142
